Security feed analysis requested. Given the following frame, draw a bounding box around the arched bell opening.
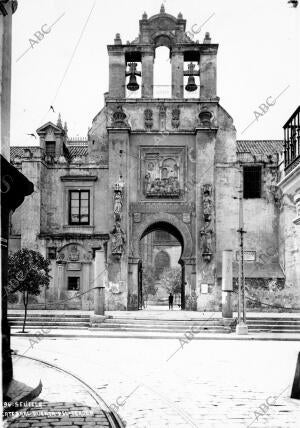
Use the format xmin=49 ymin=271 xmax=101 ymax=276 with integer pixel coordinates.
xmin=125 ymin=51 xmax=142 ymax=98
xmin=184 ymin=51 xmax=200 ymax=99
xmin=153 ymin=46 xmax=172 ymax=98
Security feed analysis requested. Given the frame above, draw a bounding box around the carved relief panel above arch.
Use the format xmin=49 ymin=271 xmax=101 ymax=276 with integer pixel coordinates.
xmin=140 ymin=146 xmax=186 ymax=199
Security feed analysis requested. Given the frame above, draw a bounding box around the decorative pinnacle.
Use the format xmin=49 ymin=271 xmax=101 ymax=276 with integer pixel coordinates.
xmin=203 ymin=32 xmax=211 ymax=44
xmin=114 ymin=33 xmax=122 ymax=45
xmin=142 ymin=11 xmax=148 ymax=19
xmin=160 ymin=3 xmax=165 ymax=13
xmin=178 ymin=12 xmax=183 ymax=19
xmin=57 ymin=113 xmax=62 ymax=128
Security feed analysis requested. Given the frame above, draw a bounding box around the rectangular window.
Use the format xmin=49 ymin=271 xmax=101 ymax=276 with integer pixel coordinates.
xmin=69 ymin=190 xmax=90 ymax=225
xmin=45 ymin=141 xmax=56 ymax=156
xmin=243 ymin=166 xmax=261 ymax=199
xmin=68 ymin=277 xmax=80 ymax=291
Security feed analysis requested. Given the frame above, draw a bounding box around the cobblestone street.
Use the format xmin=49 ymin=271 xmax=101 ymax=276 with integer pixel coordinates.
xmin=11 ymin=337 xmax=300 ymax=427
xmin=4 ymin=354 xmax=120 ymax=428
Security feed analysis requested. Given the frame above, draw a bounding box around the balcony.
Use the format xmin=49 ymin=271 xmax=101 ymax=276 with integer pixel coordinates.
xmin=284 ymin=106 xmax=300 ymax=174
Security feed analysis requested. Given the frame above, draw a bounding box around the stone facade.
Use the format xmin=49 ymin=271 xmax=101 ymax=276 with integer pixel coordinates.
xmin=9 ymin=6 xmax=292 ymax=311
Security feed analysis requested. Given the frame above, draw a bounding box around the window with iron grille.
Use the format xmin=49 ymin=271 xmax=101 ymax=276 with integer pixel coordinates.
xmin=243 ymin=166 xmax=261 ymax=199
xmin=69 ymin=190 xmax=90 ymax=225
xmin=68 ymin=276 xmax=80 ymax=291
xmin=45 ymin=141 xmax=56 ymax=156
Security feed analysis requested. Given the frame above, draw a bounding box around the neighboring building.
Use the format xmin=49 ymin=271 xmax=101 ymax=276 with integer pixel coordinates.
xmin=278 ymin=106 xmax=300 ymax=287
xmin=9 ymin=6 xmax=287 ymax=311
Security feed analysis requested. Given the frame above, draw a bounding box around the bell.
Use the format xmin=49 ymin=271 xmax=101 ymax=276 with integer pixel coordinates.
xmin=127 ymin=74 xmax=139 ymax=91
xmin=185 ymin=75 xmax=197 ymax=92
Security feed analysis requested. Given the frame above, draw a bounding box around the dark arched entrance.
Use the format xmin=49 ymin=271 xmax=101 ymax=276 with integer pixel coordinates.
xmin=138 ymin=221 xmax=186 ymax=310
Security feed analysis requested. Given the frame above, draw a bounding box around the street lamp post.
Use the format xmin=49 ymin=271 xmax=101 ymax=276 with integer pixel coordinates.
xmin=236 ymin=164 xmax=248 ymax=335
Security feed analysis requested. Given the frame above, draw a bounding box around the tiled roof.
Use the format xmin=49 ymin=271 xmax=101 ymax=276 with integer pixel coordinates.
xmin=68 ymin=146 xmax=88 ymax=157
xmin=10 ymin=146 xmax=38 ymax=158
xmin=10 ymin=145 xmax=88 ymax=161
xmin=237 ymin=140 xmax=284 ymax=155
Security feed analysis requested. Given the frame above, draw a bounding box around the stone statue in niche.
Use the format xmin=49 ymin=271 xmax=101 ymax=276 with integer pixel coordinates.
xmin=113 ymin=192 xmax=122 ymax=218
xmin=111 ymin=221 xmax=126 ymax=255
xmin=203 ymin=189 xmax=212 ymax=223
xmin=201 ymin=184 xmax=213 ymax=262
xmin=171 ymin=106 xmax=180 ymax=128
xmin=144 ymin=109 xmax=153 ymax=129
xmin=200 ymin=227 xmax=213 ymax=253
xmin=113 ymin=177 xmax=124 ymax=222
xmin=159 ymin=104 xmax=166 ymax=130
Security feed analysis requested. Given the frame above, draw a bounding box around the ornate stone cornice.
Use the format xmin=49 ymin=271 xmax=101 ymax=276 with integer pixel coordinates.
xmin=130 ymin=201 xmax=195 ymax=214
xmin=60 ymin=175 xmax=98 ymax=182
xmin=38 ymin=233 xmax=109 ymax=241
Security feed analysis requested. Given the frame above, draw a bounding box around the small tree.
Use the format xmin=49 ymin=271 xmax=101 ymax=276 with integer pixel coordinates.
xmin=8 ymin=249 xmax=51 ymax=333
xmin=160 ymin=266 xmax=182 ymax=295
xmin=142 ymin=265 xmax=158 ymax=303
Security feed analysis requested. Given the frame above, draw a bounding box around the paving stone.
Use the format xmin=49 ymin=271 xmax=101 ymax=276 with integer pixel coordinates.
xmin=50 ymin=423 xmax=73 ymax=426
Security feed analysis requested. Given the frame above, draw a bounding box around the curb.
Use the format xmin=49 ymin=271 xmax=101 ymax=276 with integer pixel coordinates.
xmin=11 ymin=332 xmax=300 ymax=341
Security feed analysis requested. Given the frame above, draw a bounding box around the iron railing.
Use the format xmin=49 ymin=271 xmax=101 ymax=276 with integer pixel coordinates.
xmin=284 ymin=106 xmax=300 ymax=173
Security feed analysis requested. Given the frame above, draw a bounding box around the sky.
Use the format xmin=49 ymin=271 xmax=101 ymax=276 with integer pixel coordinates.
xmin=11 ymin=0 xmax=300 ymax=146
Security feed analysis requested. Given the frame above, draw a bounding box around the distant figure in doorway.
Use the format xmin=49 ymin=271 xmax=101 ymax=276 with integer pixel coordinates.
xmin=169 ymin=293 xmax=174 ymax=310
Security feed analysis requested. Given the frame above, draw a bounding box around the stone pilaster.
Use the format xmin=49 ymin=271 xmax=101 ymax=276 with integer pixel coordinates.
xmin=107 ymin=125 xmax=130 ymax=308
xmin=221 ymin=250 xmax=233 ymax=318
xmin=195 ymin=128 xmax=217 ymax=292
xmin=199 ymin=51 xmax=217 ymax=99
xmin=108 ymin=48 xmax=126 ymax=98
xmin=171 ymin=50 xmax=184 ymax=98
xmin=94 ymin=249 xmax=105 ymax=314
xmin=127 ymin=257 xmax=139 ymax=310
xmin=57 ymin=263 xmax=63 ymax=301
xmin=141 ymin=50 xmax=154 ymax=98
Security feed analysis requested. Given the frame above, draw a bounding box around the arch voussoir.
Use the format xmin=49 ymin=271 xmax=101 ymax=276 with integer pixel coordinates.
xmin=132 ymin=213 xmax=193 ymax=259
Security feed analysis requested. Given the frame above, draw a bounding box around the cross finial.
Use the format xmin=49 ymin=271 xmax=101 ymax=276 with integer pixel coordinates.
xmin=160 ymin=3 xmax=165 ymax=13
xmin=128 ymin=62 xmax=137 ymax=73
xmin=187 ymin=62 xmax=195 ymax=74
